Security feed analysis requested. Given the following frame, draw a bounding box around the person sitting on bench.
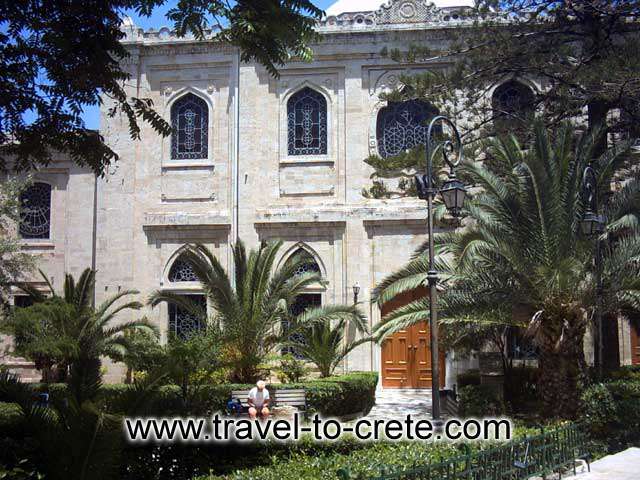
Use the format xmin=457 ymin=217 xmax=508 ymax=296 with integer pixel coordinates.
xmin=248 ymin=380 xmax=270 ymax=419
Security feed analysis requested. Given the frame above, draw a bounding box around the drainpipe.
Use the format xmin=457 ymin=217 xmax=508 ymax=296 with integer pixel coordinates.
xmin=91 ymin=172 xmax=98 ymax=307
xmin=231 ymin=48 xmax=240 ymax=285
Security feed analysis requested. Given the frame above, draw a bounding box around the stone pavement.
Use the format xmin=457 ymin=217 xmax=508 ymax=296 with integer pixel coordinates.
xmin=566 ymin=447 xmax=640 ymax=480
xmin=365 ymin=388 xmax=432 ymax=421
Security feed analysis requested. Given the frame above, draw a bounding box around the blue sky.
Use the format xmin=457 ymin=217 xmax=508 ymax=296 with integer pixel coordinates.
xmin=82 ymin=1 xmax=335 ymax=129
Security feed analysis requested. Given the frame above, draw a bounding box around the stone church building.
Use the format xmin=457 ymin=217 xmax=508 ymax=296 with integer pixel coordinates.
xmin=4 ymin=0 xmax=639 ymax=385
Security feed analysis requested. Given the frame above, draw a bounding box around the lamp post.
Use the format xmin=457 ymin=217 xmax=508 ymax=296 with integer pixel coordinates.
xmin=415 ymin=116 xmax=467 ymax=422
xmin=580 ymin=165 xmax=606 ymax=379
xmin=352 ymin=282 xmax=361 ymax=304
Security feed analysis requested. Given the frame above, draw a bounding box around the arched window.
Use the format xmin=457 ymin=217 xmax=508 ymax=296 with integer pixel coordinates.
xmin=19 ymin=182 xmax=51 ymax=239
xmin=287 ymin=87 xmax=327 ymax=156
xmin=492 ymin=80 xmax=535 ymax=136
xmin=168 ymin=255 xmax=198 ymax=282
xmin=376 ymin=100 xmax=438 ymax=158
xmin=289 ymin=248 xmax=321 ymax=276
xmin=168 ymin=295 xmax=206 ymax=340
xmin=282 ymin=248 xmax=322 ymax=358
xmin=171 ymin=93 xmax=208 ymax=160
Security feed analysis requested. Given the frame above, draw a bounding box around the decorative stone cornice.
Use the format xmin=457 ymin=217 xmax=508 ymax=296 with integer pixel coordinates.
xmin=119 ymin=0 xmax=484 ymax=52
xmin=318 ymin=0 xmax=478 ymax=32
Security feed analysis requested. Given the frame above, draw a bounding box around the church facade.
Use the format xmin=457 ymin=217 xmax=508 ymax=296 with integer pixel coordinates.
xmin=5 ymin=0 xmax=639 ymax=385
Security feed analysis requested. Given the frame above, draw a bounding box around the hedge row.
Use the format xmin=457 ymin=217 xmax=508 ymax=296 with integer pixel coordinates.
xmin=20 ymin=372 xmax=378 ymax=418
xmin=581 ymin=377 xmax=640 ymax=453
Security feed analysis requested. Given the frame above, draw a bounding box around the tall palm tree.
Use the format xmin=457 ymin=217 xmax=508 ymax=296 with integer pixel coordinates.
xmin=150 ymin=240 xmax=368 ymax=383
xmin=372 ymin=123 xmax=640 ymax=418
xmin=8 ymin=268 xmax=153 ymax=395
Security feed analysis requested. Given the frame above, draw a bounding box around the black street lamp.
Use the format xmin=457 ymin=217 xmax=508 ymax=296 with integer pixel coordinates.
xmin=352 ymin=282 xmax=360 ymax=304
xmin=415 ymin=116 xmax=467 ymax=422
xmin=581 ymin=165 xmax=606 ymax=379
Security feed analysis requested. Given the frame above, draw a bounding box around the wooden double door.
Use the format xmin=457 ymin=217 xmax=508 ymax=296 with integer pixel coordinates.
xmin=380 ymin=289 xmax=445 ymax=388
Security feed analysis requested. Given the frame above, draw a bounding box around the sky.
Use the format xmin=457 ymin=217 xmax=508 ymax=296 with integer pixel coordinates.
xmin=81 ymin=0 xmax=335 ymax=130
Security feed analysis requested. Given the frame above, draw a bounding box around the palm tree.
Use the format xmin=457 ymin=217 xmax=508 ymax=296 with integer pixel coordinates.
xmin=372 ymin=123 xmax=640 ymax=418
xmin=7 ymin=268 xmax=154 ymax=394
xmin=285 ymin=306 xmax=369 ymax=377
xmin=0 ymin=367 xmax=166 ymax=480
xmin=149 ymin=240 xmax=368 ymax=383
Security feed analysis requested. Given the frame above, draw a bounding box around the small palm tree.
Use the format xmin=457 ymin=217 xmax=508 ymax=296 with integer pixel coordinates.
xmin=285 ymin=306 xmax=369 ymax=377
xmin=0 ymin=368 xmax=166 ymax=480
xmin=373 ymin=122 xmax=640 ymax=418
xmin=150 ymin=240 xmax=368 ymax=383
xmin=7 ymin=268 xmax=154 ymax=394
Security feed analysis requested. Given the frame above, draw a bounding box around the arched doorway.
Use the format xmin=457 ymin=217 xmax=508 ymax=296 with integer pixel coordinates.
xmin=380 ymin=288 xmax=445 ymax=388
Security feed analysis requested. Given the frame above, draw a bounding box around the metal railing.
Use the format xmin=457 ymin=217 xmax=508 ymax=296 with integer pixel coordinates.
xmin=340 ymin=423 xmax=590 ymax=480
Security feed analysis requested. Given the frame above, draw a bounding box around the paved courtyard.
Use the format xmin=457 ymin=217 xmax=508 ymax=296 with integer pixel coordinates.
xmin=566 ymin=447 xmax=640 ymax=480
xmin=366 ymin=389 xmax=433 ymax=421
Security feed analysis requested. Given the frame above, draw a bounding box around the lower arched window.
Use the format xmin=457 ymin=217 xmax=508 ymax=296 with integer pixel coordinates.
xmin=376 ymin=100 xmax=438 ymax=158
xmin=19 ymin=182 xmax=51 ymax=239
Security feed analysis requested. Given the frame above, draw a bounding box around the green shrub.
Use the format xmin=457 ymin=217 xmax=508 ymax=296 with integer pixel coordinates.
xmin=276 ymin=354 xmax=308 ymax=384
xmin=196 ymin=441 xmax=463 ymax=480
xmin=0 ymin=402 xmax=23 ymax=430
xmin=458 ymin=385 xmax=505 ymax=417
xmin=27 ymin=372 xmax=378 ymax=418
xmin=581 ymin=379 xmax=640 ymax=452
xmin=457 ymin=369 xmax=480 ymax=387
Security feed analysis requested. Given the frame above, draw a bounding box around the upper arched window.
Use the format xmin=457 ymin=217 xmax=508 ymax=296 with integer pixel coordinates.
xmin=171 ymin=93 xmax=209 ymax=160
xmin=492 ymin=80 xmax=535 ymax=135
xmin=287 ymin=248 xmax=321 ymax=276
xmin=19 ymin=182 xmax=51 ymax=239
xmin=376 ymin=100 xmax=438 ymax=158
xmin=287 ymin=87 xmax=327 ymax=156
xmin=168 ymin=255 xmax=198 ymax=282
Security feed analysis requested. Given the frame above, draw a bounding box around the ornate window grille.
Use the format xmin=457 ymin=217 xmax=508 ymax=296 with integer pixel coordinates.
xmin=290 ymin=248 xmax=321 ymax=276
xmin=287 ymin=87 xmax=327 ymax=156
xmin=171 ymin=93 xmax=208 ymax=160
xmin=282 ymin=293 xmax=322 ymax=359
xmin=168 ymin=256 xmax=198 ymax=282
xmin=19 ymin=182 xmax=51 ymax=239
xmin=168 ymin=295 xmax=206 ymax=340
xmin=492 ymin=80 xmax=535 ymax=134
xmin=376 ymin=100 xmax=437 ymax=159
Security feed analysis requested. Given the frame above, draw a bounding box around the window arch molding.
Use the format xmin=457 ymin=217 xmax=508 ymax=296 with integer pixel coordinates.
xmin=276 ymin=242 xmax=327 ymax=280
xmin=162 ymin=246 xmax=204 ymax=288
xmin=280 ymin=81 xmax=333 ymax=160
xmin=164 ymin=87 xmax=213 ymax=162
xmin=19 ymin=181 xmax=53 ymax=240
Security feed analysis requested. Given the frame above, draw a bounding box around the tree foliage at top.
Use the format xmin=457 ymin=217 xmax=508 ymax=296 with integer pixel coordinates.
xmin=366 ymin=0 xmax=640 ymax=197
xmin=0 ymin=0 xmax=323 ymax=174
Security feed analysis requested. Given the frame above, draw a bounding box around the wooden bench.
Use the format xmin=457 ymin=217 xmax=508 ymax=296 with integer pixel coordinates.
xmin=227 ymin=388 xmax=307 ymax=416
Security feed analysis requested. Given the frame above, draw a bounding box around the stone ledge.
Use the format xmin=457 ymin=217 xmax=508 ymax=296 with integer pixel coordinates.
xmin=255 ymin=200 xmax=429 ymax=224
xmin=142 ymin=212 xmax=231 ymax=230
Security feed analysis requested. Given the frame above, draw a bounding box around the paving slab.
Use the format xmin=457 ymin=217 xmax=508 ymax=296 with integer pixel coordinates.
xmin=567 ymin=447 xmax=640 ymax=479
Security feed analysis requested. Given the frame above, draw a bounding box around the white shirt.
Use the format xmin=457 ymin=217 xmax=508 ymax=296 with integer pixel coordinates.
xmin=248 ymin=387 xmax=270 ymax=408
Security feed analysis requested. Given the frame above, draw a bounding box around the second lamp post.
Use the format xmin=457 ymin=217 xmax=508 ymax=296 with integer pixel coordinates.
xmin=415 ymin=115 xmax=467 ymax=422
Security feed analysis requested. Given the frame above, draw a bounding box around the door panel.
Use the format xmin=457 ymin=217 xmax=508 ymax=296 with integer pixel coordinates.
xmin=632 ymin=324 xmax=640 ymax=365
xmin=381 ymin=328 xmax=411 ymax=387
xmin=380 ymin=289 xmax=445 ymax=388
